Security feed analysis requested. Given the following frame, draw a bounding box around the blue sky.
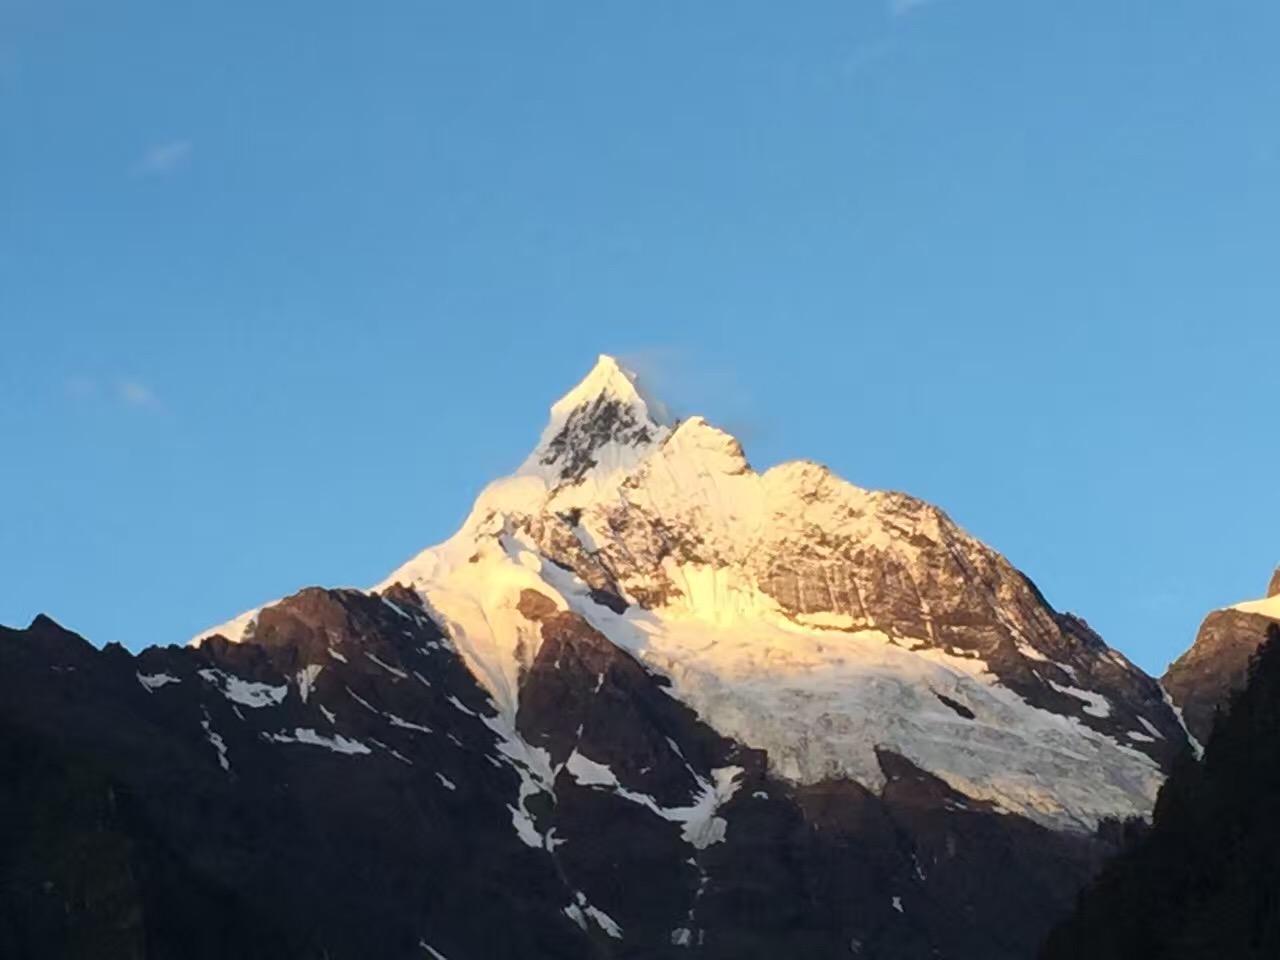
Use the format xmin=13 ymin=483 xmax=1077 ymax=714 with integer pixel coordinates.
xmin=2 ymin=0 xmax=1277 ymax=672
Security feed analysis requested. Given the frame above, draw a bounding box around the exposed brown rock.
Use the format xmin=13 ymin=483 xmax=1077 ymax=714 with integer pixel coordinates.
xmin=1163 ymin=605 xmax=1280 ymax=743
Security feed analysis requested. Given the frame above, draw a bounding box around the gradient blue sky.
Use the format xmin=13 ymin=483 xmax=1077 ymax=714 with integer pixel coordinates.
xmin=2 ymin=0 xmax=1277 ymax=672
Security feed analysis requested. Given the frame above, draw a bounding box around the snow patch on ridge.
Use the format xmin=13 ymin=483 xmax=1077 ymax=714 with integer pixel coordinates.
xmin=481 ymin=711 xmax=557 ymax=849
xmin=296 ymin=664 xmax=323 ymax=703
xmin=198 ymin=669 xmax=287 ymax=709
xmin=387 ymin=713 xmax=433 ymax=734
xmin=1047 ymin=680 xmax=1113 ymax=718
xmin=564 ymin=890 xmax=624 ymax=939
xmin=264 ymin=727 xmax=372 ymax=755
xmin=137 ymin=672 xmax=181 ymax=692
xmin=563 ymin=749 xmax=744 ymax=849
xmin=200 ymin=710 xmax=231 ymax=771
xmin=365 ymin=651 xmax=408 ymax=679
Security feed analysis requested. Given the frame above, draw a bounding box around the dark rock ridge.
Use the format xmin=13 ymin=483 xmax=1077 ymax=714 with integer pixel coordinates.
xmin=2 ymin=590 xmax=1116 ymax=960
xmin=1041 ymin=625 xmax=1280 ymax=960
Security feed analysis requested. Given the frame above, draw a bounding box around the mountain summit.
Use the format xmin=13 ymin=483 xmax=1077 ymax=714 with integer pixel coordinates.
xmin=3 ymin=356 xmax=1198 ymax=959
xmin=520 ymin=354 xmax=674 ymax=485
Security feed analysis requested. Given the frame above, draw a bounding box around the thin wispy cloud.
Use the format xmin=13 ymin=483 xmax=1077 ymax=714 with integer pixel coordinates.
xmin=136 ymin=138 xmax=192 ymax=177
xmin=889 ymin=0 xmax=940 ymax=16
xmin=616 ymin=348 xmax=772 ymax=453
xmin=65 ymin=376 xmax=165 ymax=413
xmin=115 ymin=380 xmax=161 ymax=409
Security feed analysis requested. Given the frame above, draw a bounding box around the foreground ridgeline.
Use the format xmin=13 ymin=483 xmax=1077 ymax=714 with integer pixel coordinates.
xmin=0 ymin=592 xmax=1106 ymax=959
xmin=0 ymin=356 xmax=1245 ymax=959
xmin=1163 ymin=566 xmax=1280 ymax=743
xmin=1042 ymin=625 xmax=1280 ymax=959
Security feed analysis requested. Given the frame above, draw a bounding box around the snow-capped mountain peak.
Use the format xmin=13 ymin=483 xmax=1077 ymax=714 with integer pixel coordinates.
xmin=32 ymin=355 xmax=1229 ymax=959
xmin=199 ymin=354 xmax=1188 ymax=831
xmin=518 ymin=354 xmax=674 ymax=486
xmin=547 ymin=354 xmax=671 ymax=428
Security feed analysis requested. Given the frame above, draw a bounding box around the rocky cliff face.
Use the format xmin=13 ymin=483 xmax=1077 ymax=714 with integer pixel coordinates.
xmin=1163 ymin=570 xmax=1280 ymax=744
xmin=3 ymin=356 xmax=1198 ymax=959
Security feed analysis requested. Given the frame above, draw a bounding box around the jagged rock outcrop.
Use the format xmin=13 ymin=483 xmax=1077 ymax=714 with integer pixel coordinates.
xmin=1163 ymin=570 xmax=1280 ymax=744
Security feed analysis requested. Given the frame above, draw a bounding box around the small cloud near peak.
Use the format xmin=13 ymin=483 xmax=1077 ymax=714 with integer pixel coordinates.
xmin=64 ymin=377 xmax=165 ymax=413
xmin=115 ymin=380 xmax=160 ymax=409
xmin=136 ymin=138 xmax=192 ymax=177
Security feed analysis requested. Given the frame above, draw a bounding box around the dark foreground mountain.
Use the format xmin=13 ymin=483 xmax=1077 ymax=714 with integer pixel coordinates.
xmin=1041 ymin=625 xmax=1280 ymax=960
xmin=1163 ymin=568 xmax=1280 ymax=743
xmin=1 ymin=357 xmax=1196 ymax=959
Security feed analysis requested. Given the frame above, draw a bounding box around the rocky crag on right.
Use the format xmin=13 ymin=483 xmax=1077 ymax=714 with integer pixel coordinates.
xmin=1041 ymin=564 xmax=1280 ymax=959
xmin=1163 ymin=565 xmax=1280 ymax=743
xmin=1042 ymin=620 xmax=1280 ymax=959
